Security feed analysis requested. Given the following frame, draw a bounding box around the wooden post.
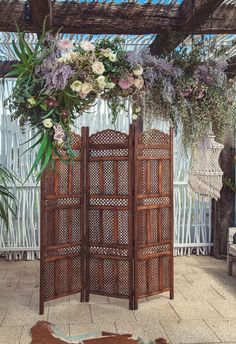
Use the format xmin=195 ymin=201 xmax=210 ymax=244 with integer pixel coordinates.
xmin=82 ymin=127 xmax=90 ymax=302
xmin=132 ymin=124 xmax=138 ymax=310
xmin=212 ymin=129 xmax=235 ymax=258
xmin=170 ymin=128 xmax=174 ymax=300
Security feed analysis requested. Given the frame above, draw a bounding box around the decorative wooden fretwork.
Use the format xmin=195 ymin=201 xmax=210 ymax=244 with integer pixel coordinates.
xmin=40 ymin=124 xmax=173 ymax=314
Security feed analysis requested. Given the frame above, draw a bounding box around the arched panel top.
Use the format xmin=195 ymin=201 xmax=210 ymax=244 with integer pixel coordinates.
xmin=139 ymin=129 xmax=170 ymax=146
xmin=89 ymin=129 xmax=129 ymax=145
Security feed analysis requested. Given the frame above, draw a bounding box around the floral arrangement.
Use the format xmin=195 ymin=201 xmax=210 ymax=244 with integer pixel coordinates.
xmin=7 ymin=29 xmax=235 ymax=179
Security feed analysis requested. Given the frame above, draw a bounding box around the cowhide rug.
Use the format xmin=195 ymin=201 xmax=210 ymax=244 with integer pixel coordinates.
xmin=31 ymin=321 xmax=169 ymax=344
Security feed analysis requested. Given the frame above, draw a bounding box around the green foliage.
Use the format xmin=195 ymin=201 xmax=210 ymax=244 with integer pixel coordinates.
xmin=0 ymin=165 xmax=17 ymax=229
xmin=7 ymin=28 xmax=236 ymax=179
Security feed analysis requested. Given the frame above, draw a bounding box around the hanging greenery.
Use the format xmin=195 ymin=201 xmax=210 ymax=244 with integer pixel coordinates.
xmin=6 ymin=27 xmax=235 ymax=180
xmin=0 ymin=165 xmax=17 ymax=229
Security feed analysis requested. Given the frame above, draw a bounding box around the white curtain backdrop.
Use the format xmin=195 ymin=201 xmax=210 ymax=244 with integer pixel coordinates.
xmin=0 ymin=78 xmax=212 ymax=260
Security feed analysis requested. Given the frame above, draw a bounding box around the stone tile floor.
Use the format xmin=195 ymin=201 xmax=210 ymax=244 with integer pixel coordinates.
xmin=0 ymin=255 xmax=235 ymax=344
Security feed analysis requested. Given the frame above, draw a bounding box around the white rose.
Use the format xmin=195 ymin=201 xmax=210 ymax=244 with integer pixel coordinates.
xmin=80 ymin=40 xmax=95 ymax=52
xmin=134 ymin=77 xmax=144 ymax=89
xmin=96 ymin=76 xmax=106 ymax=90
xmin=133 ymin=66 xmax=143 ymax=76
xmin=101 ymin=48 xmax=111 ymax=57
xmin=108 ymin=53 xmax=117 ymax=62
xmin=132 ymin=114 xmax=138 ymax=120
xmin=107 ymin=82 xmax=115 ymax=89
xmin=43 ymin=118 xmax=53 ymax=128
xmin=64 ymin=52 xmax=78 ymax=63
xmin=135 ymin=106 xmax=141 ymax=113
xmin=80 ymin=82 xmax=93 ymax=98
xmin=70 ymin=80 xmax=83 ymax=93
xmin=92 ymin=61 xmax=105 ymax=75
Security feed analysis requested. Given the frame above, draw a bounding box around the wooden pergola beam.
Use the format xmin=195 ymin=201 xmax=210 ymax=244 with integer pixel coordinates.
xmin=28 ymin=0 xmax=50 ymax=28
xmin=0 ymin=1 xmax=235 ymax=35
xmin=150 ymin=0 xmax=225 ymax=55
xmin=0 ymin=1 xmax=179 ymax=35
xmin=180 ymin=0 xmax=225 ymax=31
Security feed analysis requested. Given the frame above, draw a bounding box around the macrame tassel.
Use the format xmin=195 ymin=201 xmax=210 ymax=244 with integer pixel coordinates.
xmin=188 ymin=131 xmax=224 ymax=202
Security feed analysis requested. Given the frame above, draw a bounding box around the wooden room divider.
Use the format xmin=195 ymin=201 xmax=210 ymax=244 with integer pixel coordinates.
xmin=40 ymin=124 xmax=174 ymax=314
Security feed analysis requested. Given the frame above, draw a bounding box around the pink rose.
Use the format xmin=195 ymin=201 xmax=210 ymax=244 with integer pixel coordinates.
xmin=118 ymin=76 xmax=134 ymax=90
xmin=58 ymin=39 xmax=74 ymax=50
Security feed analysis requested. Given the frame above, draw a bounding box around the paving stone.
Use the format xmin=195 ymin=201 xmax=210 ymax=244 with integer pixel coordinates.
xmin=174 ymin=274 xmax=193 ymax=286
xmin=0 ymin=254 xmax=235 ymax=344
xmin=210 ymin=282 xmax=236 ymax=301
xmin=183 ymin=272 xmax=220 ymax=286
xmin=69 ymin=293 xmax=82 ymax=305
xmin=174 ymin=256 xmax=197 ymax=265
xmin=191 ymin=256 xmax=221 ymax=266
xmin=4 ymin=270 xmax=37 ymax=280
xmin=174 ymin=264 xmax=196 ymax=275
xmin=70 ymin=322 xmax=117 ymax=336
xmin=208 ymin=299 xmax=236 ymax=319
xmin=16 ymin=278 xmax=39 ymax=290
xmin=116 ymin=320 xmax=170 ymax=342
xmin=2 ymin=305 xmax=48 ymax=326
xmin=0 ymin=278 xmax=19 ymax=289
xmin=0 ymin=306 xmax=7 ymax=325
xmin=0 ymin=325 xmax=23 ymax=344
xmin=169 ymin=300 xmax=222 ymax=320
xmin=134 ymin=298 xmax=179 ymax=322
xmin=147 ymin=292 xmax=183 ymax=303
xmin=0 ymin=269 xmax=8 ymax=278
xmin=89 ymin=294 xmax=109 ymax=304
xmin=176 ymin=283 xmax=225 ymax=302
xmin=48 ymin=304 xmax=91 ymax=324
xmin=19 ymin=330 xmax=31 ymax=344
xmin=91 ymin=304 xmax=136 ymax=323
xmin=161 ymin=319 xmax=220 ymax=344
xmin=30 ymin=289 xmax=70 ymax=307
xmin=205 ymin=318 xmax=236 ymax=342
xmin=0 ymin=289 xmax=31 ymax=307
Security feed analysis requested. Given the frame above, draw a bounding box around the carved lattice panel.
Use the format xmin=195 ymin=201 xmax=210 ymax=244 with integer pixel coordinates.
xmin=40 ymin=125 xmax=173 ymax=313
xmin=87 ymin=129 xmax=133 ymax=307
xmin=40 ymin=133 xmax=84 ymax=315
xmin=134 ymin=128 xmax=173 ymax=305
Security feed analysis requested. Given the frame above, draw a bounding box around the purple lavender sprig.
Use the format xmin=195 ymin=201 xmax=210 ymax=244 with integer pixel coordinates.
xmin=36 ymin=53 xmax=75 ymax=92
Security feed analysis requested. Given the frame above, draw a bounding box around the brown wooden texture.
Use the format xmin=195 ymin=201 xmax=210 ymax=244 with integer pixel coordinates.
xmin=0 ymin=1 xmax=234 ymax=35
xmin=40 ymin=133 xmax=85 ymax=315
xmin=0 ymin=1 xmax=179 ymax=34
xmin=28 ymin=0 xmax=50 ymax=27
xmin=133 ymin=126 xmax=173 ymax=302
xmin=87 ymin=129 xmax=133 ymax=306
xmin=150 ymin=0 xmax=224 ymax=55
xmin=40 ymin=125 xmax=174 ymax=313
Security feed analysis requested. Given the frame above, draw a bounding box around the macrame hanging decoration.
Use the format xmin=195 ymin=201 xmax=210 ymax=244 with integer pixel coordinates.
xmin=188 ymin=131 xmax=224 ymax=202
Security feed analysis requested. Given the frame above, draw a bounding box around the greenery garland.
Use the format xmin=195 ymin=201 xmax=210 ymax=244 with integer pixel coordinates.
xmin=6 ymin=28 xmax=235 ymax=180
